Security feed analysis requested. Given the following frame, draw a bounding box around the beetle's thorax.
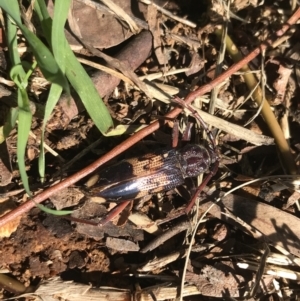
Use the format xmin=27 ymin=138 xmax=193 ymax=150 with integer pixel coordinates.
xmin=177 ymin=144 xmax=212 ymax=178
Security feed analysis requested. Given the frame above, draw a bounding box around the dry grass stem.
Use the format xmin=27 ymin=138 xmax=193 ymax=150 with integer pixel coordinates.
xmin=215 ymin=27 xmax=297 ymax=174
xmin=100 ymin=0 xmax=140 ymax=33
xmin=209 ymin=1 xmax=229 ymax=115
xmin=22 ymin=277 xmax=216 ymax=301
xmin=190 ymin=107 xmax=274 ymax=145
xmin=78 ymin=0 xmax=148 ymax=29
xmin=139 ymin=0 xmax=197 ymax=28
xmin=28 ymin=130 xmax=63 ymax=161
xmin=139 ymin=68 xmax=190 ymax=81
xmin=79 ymin=57 xmax=182 ymax=102
xmin=238 ymin=261 xmax=300 ymax=281
xmin=78 ymin=57 xmax=135 ymax=86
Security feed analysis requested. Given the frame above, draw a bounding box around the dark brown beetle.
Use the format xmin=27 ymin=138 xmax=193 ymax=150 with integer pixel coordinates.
xmin=75 ymin=97 xmax=219 ymax=226
xmin=89 ymin=144 xmax=216 ymax=202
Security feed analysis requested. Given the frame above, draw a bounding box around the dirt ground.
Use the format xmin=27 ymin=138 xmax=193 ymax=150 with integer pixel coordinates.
xmin=1 ymin=0 xmax=300 ymax=300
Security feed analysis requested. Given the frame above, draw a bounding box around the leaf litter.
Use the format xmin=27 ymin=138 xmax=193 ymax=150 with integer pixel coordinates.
xmin=1 ymin=0 xmax=300 ymax=300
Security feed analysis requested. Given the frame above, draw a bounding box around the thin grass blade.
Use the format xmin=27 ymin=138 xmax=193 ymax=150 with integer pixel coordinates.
xmin=34 ymin=0 xmax=113 ymax=135
xmin=0 ymin=0 xmax=70 ymax=92
xmin=39 ymin=0 xmax=71 ymax=179
xmin=17 ymin=108 xmax=32 ymax=195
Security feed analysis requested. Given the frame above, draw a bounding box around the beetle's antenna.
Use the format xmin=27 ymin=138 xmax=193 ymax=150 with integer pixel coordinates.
xmin=171 ymin=96 xmax=217 ymax=152
xmin=171 ymin=96 xmax=220 ymax=214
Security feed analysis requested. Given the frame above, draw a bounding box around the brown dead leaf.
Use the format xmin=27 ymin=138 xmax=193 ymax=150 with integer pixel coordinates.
xmin=202 ymin=193 xmax=300 ymax=257
xmin=0 ymin=200 xmax=21 ymax=238
xmin=0 ymin=142 xmax=12 ymax=186
xmin=185 ymin=261 xmax=248 ymax=297
xmin=272 ymin=64 xmax=293 ymax=105
xmin=68 ymin=250 xmax=86 ymax=269
xmin=48 ymin=0 xmax=147 ymax=49
xmin=210 ymin=222 xmax=229 ymax=241
xmin=231 ymin=0 xmax=259 ymax=12
xmin=106 ymin=237 xmax=139 ymax=252
xmin=283 ymin=190 xmax=300 ymax=210
xmin=185 ymin=52 xmax=206 ymax=76
xmin=128 ymin=212 xmax=159 ymax=234
xmin=50 ymin=187 xmax=85 ymax=210
xmin=100 ymin=0 xmax=140 ymax=34
xmin=67 ymin=1 xmax=83 ymax=38
xmin=147 ymin=5 xmax=166 ymax=65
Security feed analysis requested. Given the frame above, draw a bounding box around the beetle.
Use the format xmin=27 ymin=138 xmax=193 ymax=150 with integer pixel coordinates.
xmin=88 ymin=143 xmax=216 ymax=202
xmin=89 ymin=97 xmax=219 ymax=207
xmin=80 ymin=97 xmax=219 ymax=225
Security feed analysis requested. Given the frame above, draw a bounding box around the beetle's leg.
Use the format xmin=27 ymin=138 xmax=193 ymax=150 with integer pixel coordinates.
xmin=97 ymin=200 xmax=132 ymax=226
xmin=185 ymin=161 xmax=219 ymax=214
xmin=182 ymin=122 xmax=193 ymax=142
xmin=59 ymin=200 xmax=132 ymax=227
xmin=172 ymin=118 xmax=193 ymax=147
xmin=62 ymin=215 xmax=99 ymax=226
xmin=172 ymin=120 xmax=180 ymax=148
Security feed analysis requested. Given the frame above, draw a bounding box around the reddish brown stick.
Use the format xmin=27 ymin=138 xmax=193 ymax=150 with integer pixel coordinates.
xmin=0 ymin=8 xmax=300 ymax=228
xmin=97 ymin=201 xmax=131 ymax=226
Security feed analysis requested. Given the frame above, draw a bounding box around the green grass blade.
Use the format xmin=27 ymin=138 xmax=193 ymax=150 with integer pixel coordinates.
xmin=10 ymin=65 xmax=33 ymax=196
xmin=34 ymin=203 xmax=73 ymax=215
xmin=34 ymin=0 xmax=52 ymax=41
xmin=38 ymin=83 xmax=63 ymax=179
xmin=6 ymin=16 xmax=21 ymax=65
xmin=1 ymin=0 xmax=75 ymax=213
xmin=3 ymin=0 xmax=113 ymax=206
xmin=65 ymin=53 xmax=113 ymax=133
xmin=19 ymin=25 xmax=69 ymax=90
xmin=17 ymin=107 xmax=32 ymax=196
xmin=10 ymin=64 xmax=29 ymax=91
xmin=0 ymin=0 xmax=70 ymax=93
xmin=52 ymin=0 xmax=71 ymax=71
xmin=6 ymin=15 xmax=22 ymax=70
xmin=39 ymin=0 xmax=71 ymax=179
xmin=0 ymin=0 xmax=21 ymax=23
xmin=34 ymin=0 xmax=113 ymax=134
xmin=5 ymin=4 xmax=32 ymax=195
xmin=3 ymin=107 xmax=19 ymax=138
xmin=5 ymin=18 xmax=22 ymax=139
